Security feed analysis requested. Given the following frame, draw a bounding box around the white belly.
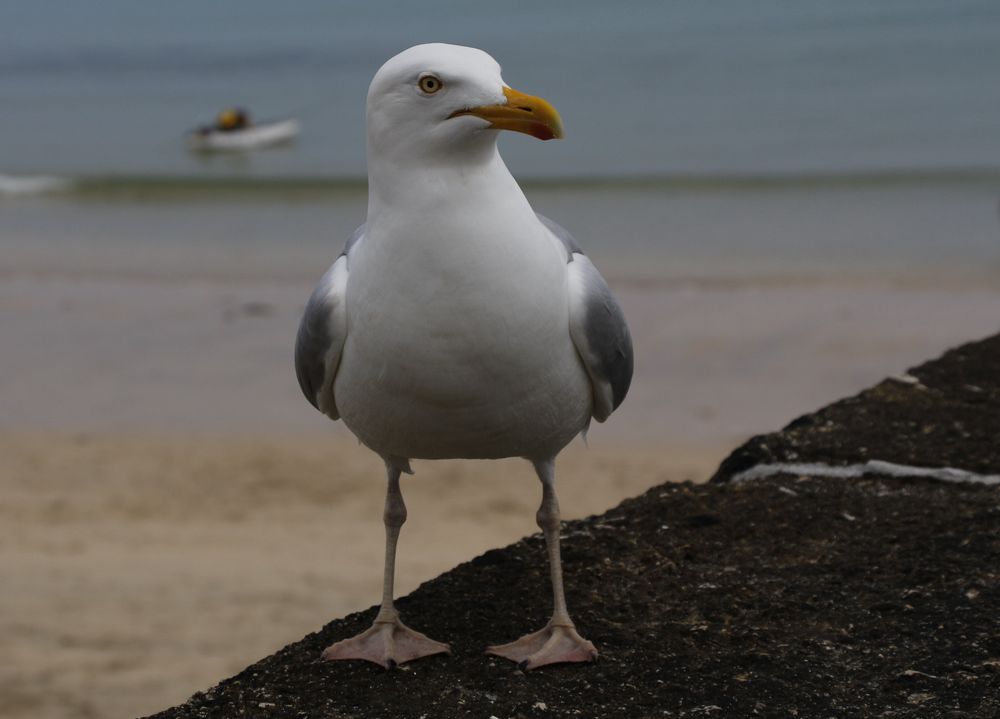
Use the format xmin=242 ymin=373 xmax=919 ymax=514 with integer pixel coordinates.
xmin=334 ymin=217 xmax=592 ymax=461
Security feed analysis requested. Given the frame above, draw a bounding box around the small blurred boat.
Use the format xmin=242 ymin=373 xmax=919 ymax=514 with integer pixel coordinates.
xmin=188 ymin=108 xmax=300 ymax=152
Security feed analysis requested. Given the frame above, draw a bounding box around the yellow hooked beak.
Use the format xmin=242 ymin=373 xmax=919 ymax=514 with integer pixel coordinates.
xmin=450 ymin=86 xmax=564 ymax=141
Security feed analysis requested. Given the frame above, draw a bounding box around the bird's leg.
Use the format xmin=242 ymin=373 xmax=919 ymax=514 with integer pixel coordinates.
xmin=321 ymin=461 xmax=450 ymax=668
xmin=487 ymin=458 xmax=597 ymax=670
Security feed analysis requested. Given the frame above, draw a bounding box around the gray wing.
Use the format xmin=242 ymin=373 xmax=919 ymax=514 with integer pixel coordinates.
xmin=294 ymin=224 xmax=364 ymax=419
xmin=539 ymin=214 xmax=634 ymax=422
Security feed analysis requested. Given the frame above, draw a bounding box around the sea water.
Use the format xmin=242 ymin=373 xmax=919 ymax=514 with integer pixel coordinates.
xmin=0 ymin=0 xmax=999 ymax=275
xmin=2 ymin=0 xmax=999 ymax=178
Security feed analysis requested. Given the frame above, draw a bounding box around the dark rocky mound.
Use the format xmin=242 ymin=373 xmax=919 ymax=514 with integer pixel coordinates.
xmin=711 ymin=334 xmax=1000 ymax=482
xmin=147 ymin=335 xmax=1000 ymax=719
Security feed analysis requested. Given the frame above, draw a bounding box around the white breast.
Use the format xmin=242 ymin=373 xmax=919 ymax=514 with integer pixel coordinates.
xmin=334 ymin=172 xmax=592 ymax=461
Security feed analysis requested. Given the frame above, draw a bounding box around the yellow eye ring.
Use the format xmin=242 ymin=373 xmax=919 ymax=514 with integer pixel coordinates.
xmin=418 ymin=75 xmax=443 ymax=94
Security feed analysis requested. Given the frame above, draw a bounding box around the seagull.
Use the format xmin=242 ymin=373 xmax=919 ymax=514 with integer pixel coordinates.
xmin=295 ymin=43 xmax=633 ymax=670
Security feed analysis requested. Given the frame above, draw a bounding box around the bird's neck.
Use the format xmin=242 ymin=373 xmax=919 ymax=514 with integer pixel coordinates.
xmin=366 ymin=143 xmax=533 ymax=226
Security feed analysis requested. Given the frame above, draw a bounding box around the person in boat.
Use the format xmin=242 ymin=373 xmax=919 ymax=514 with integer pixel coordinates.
xmin=215 ymin=107 xmax=251 ymax=132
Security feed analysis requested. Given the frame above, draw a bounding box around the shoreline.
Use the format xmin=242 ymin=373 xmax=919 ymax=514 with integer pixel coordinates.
xmin=4 ymin=165 xmax=1000 ymax=198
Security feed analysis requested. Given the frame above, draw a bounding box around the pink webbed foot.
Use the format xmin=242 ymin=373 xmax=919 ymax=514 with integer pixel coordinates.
xmin=487 ymin=621 xmax=597 ymax=670
xmin=321 ymin=617 xmax=450 ymax=668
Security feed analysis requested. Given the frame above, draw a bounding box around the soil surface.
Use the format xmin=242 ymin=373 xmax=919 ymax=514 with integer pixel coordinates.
xmin=147 ymin=335 xmax=1000 ymax=719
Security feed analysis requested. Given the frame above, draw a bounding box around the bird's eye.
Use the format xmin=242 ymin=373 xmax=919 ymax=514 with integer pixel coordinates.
xmin=418 ymin=75 xmax=443 ymax=94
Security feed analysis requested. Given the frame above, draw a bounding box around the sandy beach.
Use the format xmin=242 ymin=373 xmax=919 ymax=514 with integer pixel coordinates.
xmin=2 ymin=431 xmax=723 ymax=719
xmin=2 ymin=253 xmax=998 ymax=718
xmin=0 ymin=266 xmax=738 ymax=719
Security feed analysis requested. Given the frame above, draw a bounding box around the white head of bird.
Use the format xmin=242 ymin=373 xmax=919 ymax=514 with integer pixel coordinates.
xmin=365 ymin=43 xmax=563 ymax=171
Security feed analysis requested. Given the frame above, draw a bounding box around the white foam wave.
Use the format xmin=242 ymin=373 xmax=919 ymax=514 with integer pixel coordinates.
xmin=0 ymin=174 xmax=71 ymax=196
